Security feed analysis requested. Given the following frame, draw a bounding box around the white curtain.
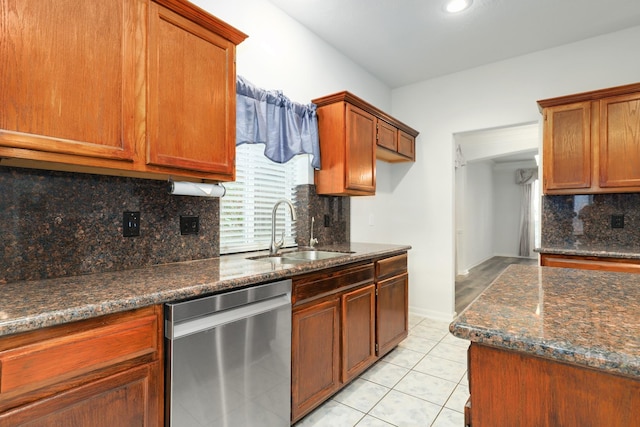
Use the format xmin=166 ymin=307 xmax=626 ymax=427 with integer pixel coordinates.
xmin=516 ymin=168 xmax=538 ymax=257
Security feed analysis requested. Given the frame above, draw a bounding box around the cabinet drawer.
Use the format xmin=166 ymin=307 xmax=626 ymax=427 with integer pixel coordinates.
xmin=293 ymin=263 xmax=375 ymax=305
xmin=540 ymin=253 xmax=640 ymax=273
xmin=376 ymin=253 xmax=408 ymax=280
xmin=0 ymin=308 xmax=160 ymax=397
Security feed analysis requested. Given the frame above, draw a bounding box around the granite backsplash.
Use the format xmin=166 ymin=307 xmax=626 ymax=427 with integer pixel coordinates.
xmin=541 ymin=193 xmax=640 ymax=247
xmin=0 ymin=166 xmax=349 ymax=284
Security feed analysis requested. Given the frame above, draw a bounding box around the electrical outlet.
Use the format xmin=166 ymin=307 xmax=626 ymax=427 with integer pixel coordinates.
xmin=611 ymin=214 xmax=624 ymax=229
xmin=123 ymin=211 xmax=140 ymax=237
xmin=180 ymin=216 xmax=200 ymax=235
xmin=324 ymin=214 xmax=330 ymax=227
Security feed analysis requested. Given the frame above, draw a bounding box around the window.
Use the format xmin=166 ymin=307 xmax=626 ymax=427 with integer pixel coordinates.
xmin=220 ymin=144 xmax=298 ymax=254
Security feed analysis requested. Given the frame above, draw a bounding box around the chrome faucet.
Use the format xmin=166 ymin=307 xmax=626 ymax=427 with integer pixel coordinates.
xmin=270 ymin=199 xmax=297 ymax=256
xmin=309 ymin=216 xmax=318 ymax=248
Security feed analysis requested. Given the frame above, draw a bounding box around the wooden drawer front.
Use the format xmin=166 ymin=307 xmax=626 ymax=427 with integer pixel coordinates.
xmin=293 ymin=263 xmax=374 ymax=305
xmin=540 ymin=253 xmax=640 ymax=273
xmin=376 ymin=253 xmax=408 ymax=280
xmin=0 ymin=314 xmax=159 ymax=396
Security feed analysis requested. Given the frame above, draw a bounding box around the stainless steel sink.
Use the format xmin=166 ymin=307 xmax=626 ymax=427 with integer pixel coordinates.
xmin=282 ymin=250 xmax=350 ymax=261
xmin=247 ymin=250 xmax=353 ymax=264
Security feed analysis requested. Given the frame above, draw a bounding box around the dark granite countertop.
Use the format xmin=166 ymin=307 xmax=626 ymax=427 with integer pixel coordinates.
xmin=0 ymin=242 xmax=409 ymax=338
xmin=450 ymin=264 xmax=640 ymax=379
xmin=536 ymin=244 xmax=640 ymax=259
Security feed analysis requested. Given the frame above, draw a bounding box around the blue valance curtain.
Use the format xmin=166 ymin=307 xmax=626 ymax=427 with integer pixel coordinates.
xmin=236 ymin=75 xmax=320 ymax=169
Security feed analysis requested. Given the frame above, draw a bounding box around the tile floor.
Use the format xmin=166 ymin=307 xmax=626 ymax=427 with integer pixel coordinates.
xmin=294 ymin=314 xmax=470 ymax=427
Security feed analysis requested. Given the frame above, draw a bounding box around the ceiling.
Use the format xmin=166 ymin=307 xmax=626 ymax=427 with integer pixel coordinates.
xmin=268 ymin=0 xmax=640 ymax=88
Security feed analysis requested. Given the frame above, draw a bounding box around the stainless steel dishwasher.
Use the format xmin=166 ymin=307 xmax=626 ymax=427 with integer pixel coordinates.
xmin=165 ymin=279 xmax=292 ymax=427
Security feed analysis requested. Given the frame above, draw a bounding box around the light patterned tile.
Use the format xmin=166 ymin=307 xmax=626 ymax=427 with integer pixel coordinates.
xmin=413 ymin=354 xmax=467 ymax=383
xmin=294 ymin=400 xmax=364 ymax=427
xmin=440 ymin=332 xmax=471 ymax=348
xmin=394 ymin=371 xmax=457 ymax=406
xmin=444 ymin=383 xmax=470 ymax=413
xmin=408 ymin=313 xmax=426 ymax=329
xmin=409 ymin=324 xmax=449 ymax=342
xmin=419 ymin=318 xmax=451 ymax=332
xmin=428 ymin=342 xmax=468 ymax=365
xmin=332 ymin=379 xmax=389 ymax=413
xmin=381 ymin=346 xmax=425 ymax=369
xmin=397 ymin=335 xmax=438 ymax=354
xmin=431 ymin=407 xmax=465 ymax=427
xmin=359 ymin=360 xmax=409 ymax=388
xmin=369 ymin=390 xmax=441 ymax=427
xmin=355 ymin=415 xmax=395 ymax=427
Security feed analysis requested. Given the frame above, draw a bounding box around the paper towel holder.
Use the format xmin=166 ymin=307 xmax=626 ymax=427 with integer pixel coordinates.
xmin=167 ymin=179 xmax=226 ymax=198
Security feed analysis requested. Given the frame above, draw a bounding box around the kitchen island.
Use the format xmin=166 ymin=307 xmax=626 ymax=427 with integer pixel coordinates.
xmin=450 ymin=264 xmax=640 ymax=426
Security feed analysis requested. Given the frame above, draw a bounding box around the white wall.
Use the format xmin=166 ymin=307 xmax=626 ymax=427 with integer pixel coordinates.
xmin=388 ymin=25 xmax=640 ymax=321
xmin=493 ymin=164 xmax=528 ymax=257
xmin=462 ymin=161 xmax=494 ymax=269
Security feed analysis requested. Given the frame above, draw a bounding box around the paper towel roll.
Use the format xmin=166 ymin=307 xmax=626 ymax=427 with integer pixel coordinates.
xmin=169 ymin=181 xmax=226 ymax=198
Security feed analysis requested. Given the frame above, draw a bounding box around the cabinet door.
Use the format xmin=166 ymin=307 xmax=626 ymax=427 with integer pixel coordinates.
xmin=377 ymin=273 xmax=408 ymax=356
xmin=345 ymin=104 xmax=376 ymax=193
xmin=0 ymin=362 xmax=161 ymax=427
xmin=147 ymin=2 xmax=236 ymax=178
xmin=291 ymin=299 xmax=340 ymax=422
xmin=0 ymin=0 xmax=139 ymax=162
xmin=377 ymin=120 xmax=397 ymax=151
xmin=542 ymin=102 xmax=592 ymax=192
xmin=341 ymin=284 xmax=376 ymax=383
xmin=398 ymin=130 xmax=415 ymax=161
xmin=599 ymin=92 xmax=640 ymax=188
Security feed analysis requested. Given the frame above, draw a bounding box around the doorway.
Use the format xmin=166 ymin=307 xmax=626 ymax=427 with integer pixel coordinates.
xmin=454 ymin=122 xmax=540 ymax=312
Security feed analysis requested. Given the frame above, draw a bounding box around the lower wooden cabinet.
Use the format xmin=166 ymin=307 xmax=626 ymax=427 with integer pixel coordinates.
xmin=291 ymin=253 xmax=409 ymax=423
xmin=0 ymin=306 xmax=163 ymax=426
xmin=540 ymin=253 xmax=640 ymax=273
xmin=468 ymin=343 xmax=640 ymax=426
xmin=377 ymin=273 xmax=409 ymax=356
xmin=291 ymin=299 xmax=341 ymax=422
xmin=0 ymin=362 xmax=161 ymax=427
xmin=341 ymin=284 xmax=377 ymax=382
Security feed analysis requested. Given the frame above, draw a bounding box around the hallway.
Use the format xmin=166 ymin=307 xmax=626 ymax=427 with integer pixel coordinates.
xmin=455 ymin=256 xmax=537 ymax=314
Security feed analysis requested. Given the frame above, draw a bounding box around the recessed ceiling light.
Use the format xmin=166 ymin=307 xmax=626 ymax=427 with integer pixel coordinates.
xmin=444 ymin=0 xmax=473 ymax=13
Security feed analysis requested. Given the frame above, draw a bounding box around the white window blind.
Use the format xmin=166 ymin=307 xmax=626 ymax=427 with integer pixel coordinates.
xmin=220 ymin=143 xmax=298 ymax=254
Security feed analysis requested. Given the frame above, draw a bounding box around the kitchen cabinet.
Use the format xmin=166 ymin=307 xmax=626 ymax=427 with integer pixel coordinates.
xmin=538 ymin=82 xmax=640 ymax=194
xmin=540 ymin=253 xmax=640 ymax=273
xmin=291 ymin=262 xmax=375 ymax=422
xmin=341 ymin=284 xmax=377 ymax=382
xmin=375 ymin=253 xmax=409 ymax=356
xmin=0 ymin=0 xmax=247 ymax=182
xmin=291 ymin=252 xmax=409 ymax=422
xmin=291 ymin=299 xmax=341 ymax=422
xmin=312 ymin=91 xmax=419 ymax=196
xmin=467 ymin=343 xmax=639 ymax=426
xmin=0 ymin=305 xmax=163 ymax=426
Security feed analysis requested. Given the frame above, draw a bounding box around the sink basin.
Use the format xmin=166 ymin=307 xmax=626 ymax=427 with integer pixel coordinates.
xmin=281 ymin=250 xmax=349 ymax=261
xmin=247 ymin=250 xmax=353 ymax=264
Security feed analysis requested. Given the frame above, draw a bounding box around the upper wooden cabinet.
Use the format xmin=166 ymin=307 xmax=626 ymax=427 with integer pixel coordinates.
xmin=0 ymin=0 xmax=247 ymax=181
xmin=312 ymin=91 xmax=419 ymax=196
xmin=0 ymin=0 xmax=140 ymax=163
xmin=538 ymin=83 xmax=640 ymax=194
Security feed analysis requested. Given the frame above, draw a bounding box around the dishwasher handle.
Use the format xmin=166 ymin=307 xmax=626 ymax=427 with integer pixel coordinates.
xmin=166 ymin=293 xmax=291 ymax=340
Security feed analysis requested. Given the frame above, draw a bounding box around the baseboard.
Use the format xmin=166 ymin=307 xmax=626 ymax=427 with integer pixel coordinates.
xmin=492 ymin=253 xmax=538 ymax=260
